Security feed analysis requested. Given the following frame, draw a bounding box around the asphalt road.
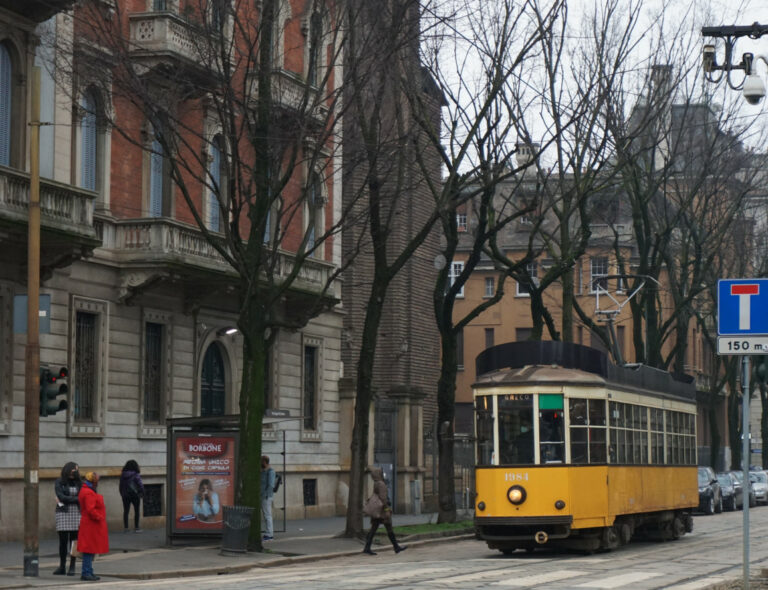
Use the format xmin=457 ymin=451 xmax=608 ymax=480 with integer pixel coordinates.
xmin=46 ymin=507 xmax=768 ymax=590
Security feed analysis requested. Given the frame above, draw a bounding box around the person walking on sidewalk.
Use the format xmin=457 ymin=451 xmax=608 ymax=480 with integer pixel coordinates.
xmin=261 ymin=455 xmax=276 ymax=541
xmin=362 ymin=466 xmax=407 ymax=555
xmin=53 ymin=461 xmax=81 ymax=576
xmin=119 ymin=460 xmax=144 ymax=533
xmin=77 ymin=472 xmax=109 ymax=582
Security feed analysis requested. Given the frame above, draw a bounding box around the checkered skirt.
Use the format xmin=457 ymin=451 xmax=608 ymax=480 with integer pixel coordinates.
xmin=55 ymin=484 xmax=81 ymax=532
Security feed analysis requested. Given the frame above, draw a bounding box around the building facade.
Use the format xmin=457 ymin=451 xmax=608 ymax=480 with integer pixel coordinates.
xmin=0 ymin=0 xmax=349 ymax=541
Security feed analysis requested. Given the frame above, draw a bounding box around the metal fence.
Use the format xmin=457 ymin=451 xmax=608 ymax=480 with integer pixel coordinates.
xmin=423 ymin=434 xmax=475 ymax=512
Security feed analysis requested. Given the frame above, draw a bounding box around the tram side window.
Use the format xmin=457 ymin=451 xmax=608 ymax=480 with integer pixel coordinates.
xmin=498 ymin=394 xmax=534 ymax=465
xmin=608 ymin=401 xmax=649 ymax=464
xmin=539 ymin=394 xmax=564 ymax=463
xmin=569 ymin=398 xmax=607 ymax=464
xmin=650 ymin=408 xmax=664 ymax=464
xmin=475 ymin=396 xmax=494 ymax=466
xmin=665 ymin=410 xmax=696 ymax=465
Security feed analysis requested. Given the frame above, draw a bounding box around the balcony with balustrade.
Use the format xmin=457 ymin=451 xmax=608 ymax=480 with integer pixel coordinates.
xmin=128 ymin=10 xmax=218 ymax=82
xmin=0 ymin=165 xmax=100 ymax=279
xmin=248 ymin=69 xmax=329 ymax=126
xmin=95 ymin=216 xmax=337 ymax=316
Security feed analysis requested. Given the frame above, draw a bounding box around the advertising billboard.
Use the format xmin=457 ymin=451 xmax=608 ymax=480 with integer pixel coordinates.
xmin=170 ymin=432 xmax=238 ymax=535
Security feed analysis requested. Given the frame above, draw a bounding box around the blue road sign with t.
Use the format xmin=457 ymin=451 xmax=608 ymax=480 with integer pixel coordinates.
xmin=718 ymin=279 xmax=768 ymax=335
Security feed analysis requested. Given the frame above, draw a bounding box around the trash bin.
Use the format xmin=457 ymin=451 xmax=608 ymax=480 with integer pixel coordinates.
xmin=221 ymin=505 xmax=255 ymax=553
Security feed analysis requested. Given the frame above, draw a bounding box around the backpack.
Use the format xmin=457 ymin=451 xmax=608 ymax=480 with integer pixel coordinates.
xmin=273 ymin=472 xmax=282 ymax=494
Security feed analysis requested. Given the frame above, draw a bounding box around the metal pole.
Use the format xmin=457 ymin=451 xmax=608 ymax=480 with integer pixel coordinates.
xmin=742 ymin=355 xmax=751 ymax=590
xmin=23 ymin=66 xmax=42 ymax=577
xmin=282 ymin=430 xmax=286 ymax=533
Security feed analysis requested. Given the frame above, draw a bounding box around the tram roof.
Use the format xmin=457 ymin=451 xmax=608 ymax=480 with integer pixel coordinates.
xmin=474 ymin=341 xmax=696 ymax=401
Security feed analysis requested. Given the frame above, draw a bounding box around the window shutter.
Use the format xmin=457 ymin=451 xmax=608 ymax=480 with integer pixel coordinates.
xmin=80 ymin=92 xmax=97 ymax=191
xmin=0 ymin=45 xmax=11 ymax=167
xmin=150 ymin=137 xmax=163 ymax=217
xmin=209 ymin=141 xmax=221 ymax=231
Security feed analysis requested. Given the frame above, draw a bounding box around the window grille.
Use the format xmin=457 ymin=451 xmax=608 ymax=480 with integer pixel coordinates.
xmin=303 ymin=345 xmax=317 ymax=430
xmin=144 ymin=322 xmax=163 ymax=423
xmin=75 ymin=312 xmax=97 ymax=421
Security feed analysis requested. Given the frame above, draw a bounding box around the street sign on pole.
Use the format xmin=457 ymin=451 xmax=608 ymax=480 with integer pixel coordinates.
xmin=718 ymin=279 xmax=768 ymax=336
xmin=716 ymin=279 xmax=768 ymax=589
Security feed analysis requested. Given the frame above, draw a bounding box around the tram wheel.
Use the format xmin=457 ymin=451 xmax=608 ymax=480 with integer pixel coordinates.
xmin=599 ymin=526 xmax=620 ymax=551
xmin=671 ymin=516 xmax=685 ymax=540
xmin=618 ymin=522 xmax=632 ymax=545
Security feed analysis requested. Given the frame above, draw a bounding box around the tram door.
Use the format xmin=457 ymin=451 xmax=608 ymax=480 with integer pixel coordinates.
xmin=374 ymin=399 xmax=397 ymax=506
xmin=200 ymin=343 xmax=226 ymax=416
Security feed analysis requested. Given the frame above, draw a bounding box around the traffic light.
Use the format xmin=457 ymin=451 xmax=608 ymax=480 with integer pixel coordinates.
xmin=39 ymin=365 xmax=68 ymax=417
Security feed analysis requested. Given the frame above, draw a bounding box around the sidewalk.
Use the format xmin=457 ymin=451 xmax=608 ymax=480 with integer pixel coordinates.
xmin=0 ymin=513 xmax=474 ymax=588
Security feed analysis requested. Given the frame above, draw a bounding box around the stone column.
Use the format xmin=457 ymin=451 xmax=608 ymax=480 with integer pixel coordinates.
xmin=389 ymin=386 xmax=425 ymax=513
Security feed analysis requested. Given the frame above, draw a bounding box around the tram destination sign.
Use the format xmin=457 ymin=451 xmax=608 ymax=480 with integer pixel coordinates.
xmin=717 ymin=336 xmax=768 ymax=355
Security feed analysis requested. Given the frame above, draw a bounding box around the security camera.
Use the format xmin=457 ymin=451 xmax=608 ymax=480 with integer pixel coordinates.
xmin=743 ymin=73 xmax=766 ymax=105
xmin=703 ymin=44 xmax=716 ymax=73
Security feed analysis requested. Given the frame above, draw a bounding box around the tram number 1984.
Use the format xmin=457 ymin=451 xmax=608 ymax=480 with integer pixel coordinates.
xmin=505 ymin=472 xmax=529 ymax=482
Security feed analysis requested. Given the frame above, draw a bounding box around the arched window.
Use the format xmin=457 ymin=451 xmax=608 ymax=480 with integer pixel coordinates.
xmin=80 ymin=89 xmax=98 ymax=191
xmin=208 ymin=135 xmax=225 ymax=231
xmin=0 ymin=44 xmax=12 ymax=167
xmin=150 ymin=135 xmax=164 ymax=217
xmin=306 ymin=171 xmax=324 ymax=256
xmin=307 ymin=9 xmax=323 ymax=87
xmin=201 ymin=343 xmax=226 ymax=416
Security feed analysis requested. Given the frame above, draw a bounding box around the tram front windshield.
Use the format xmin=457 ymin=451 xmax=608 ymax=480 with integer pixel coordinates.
xmin=499 ymin=395 xmax=534 ymax=465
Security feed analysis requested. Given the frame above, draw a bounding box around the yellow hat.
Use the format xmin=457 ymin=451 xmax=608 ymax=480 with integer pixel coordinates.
xmin=84 ymin=471 xmax=99 ymax=483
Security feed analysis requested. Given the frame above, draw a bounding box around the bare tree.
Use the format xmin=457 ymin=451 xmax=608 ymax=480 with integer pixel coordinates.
xmin=412 ymin=0 xmax=566 ymax=523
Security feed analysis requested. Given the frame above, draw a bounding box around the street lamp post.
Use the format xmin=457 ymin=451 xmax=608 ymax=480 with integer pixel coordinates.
xmin=701 ymin=22 xmax=768 ymax=590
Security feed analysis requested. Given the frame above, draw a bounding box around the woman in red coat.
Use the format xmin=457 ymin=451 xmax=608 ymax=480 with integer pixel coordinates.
xmin=77 ymin=472 xmax=109 ymax=581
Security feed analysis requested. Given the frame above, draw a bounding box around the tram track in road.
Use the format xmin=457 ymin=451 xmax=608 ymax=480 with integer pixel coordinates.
xmin=74 ymin=510 xmax=768 ymax=590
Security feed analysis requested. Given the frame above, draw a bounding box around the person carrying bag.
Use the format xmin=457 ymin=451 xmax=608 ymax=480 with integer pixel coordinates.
xmin=362 ymin=466 xmax=406 ymax=556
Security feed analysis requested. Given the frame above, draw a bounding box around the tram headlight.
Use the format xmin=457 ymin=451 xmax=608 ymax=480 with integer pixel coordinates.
xmin=507 ymin=485 xmax=527 ymax=505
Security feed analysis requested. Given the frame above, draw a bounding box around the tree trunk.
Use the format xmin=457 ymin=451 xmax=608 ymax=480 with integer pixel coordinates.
xmin=235 ymin=316 xmax=267 ymax=549
xmin=529 ymin=290 xmax=546 ymax=341
xmin=561 ymin=267 xmax=574 ymax=343
xmin=728 ymin=373 xmax=742 ymax=471
xmin=345 ymin=281 xmax=387 ymax=537
xmin=436 ymin=330 xmax=458 ymax=523
xmin=708 ymin=396 xmax=721 ymax=472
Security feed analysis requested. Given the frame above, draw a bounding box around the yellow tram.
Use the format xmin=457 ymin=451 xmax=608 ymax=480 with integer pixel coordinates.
xmin=473 ymin=341 xmax=698 ymax=553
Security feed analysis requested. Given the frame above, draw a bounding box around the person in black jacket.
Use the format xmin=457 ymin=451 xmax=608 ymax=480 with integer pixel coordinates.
xmin=53 ymin=461 xmax=81 ymax=576
xmin=119 ymin=460 xmax=145 ymax=532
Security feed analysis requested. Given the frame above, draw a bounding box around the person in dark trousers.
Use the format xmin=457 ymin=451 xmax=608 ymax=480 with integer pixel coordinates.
xmin=261 ymin=455 xmax=276 ymax=541
xmin=77 ymin=472 xmax=109 ymax=582
xmin=53 ymin=461 xmax=81 ymax=576
xmin=362 ymin=466 xmax=407 ymax=555
xmin=119 ymin=460 xmax=144 ymax=532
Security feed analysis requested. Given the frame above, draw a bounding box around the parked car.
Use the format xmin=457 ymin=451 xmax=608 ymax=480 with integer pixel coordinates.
xmin=698 ymin=466 xmax=723 ymax=514
xmin=717 ymin=472 xmax=740 ymax=511
xmin=750 ymin=471 xmax=768 ymax=505
xmin=730 ymin=470 xmax=757 ymax=508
